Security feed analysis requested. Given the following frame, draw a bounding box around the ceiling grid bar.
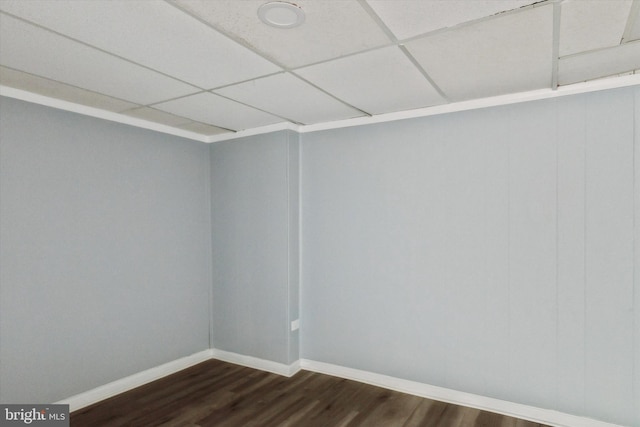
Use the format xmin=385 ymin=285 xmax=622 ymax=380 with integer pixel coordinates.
xmin=288 ymin=44 xmax=392 ymax=72
xmin=357 ymin=0 xmax=399 ymax=43
xmin=398 ymin=45 xmax=451 ymax=103
xmin=622 ymin=0 xmax=640 ymax=43
xmin=1 ymin=0 xmax=638 ymax=140
xmin=357 ymin=0 xmax=450 ymax=102
xmin=560 ymin=39 xmax=640 ymax=60
xmin=211 ymin=87 xmax=306 ymax=126
xmin=288 ymin=72 xmax=373 ymax=117
xmin=394 ymin=0 xmax=555 ymax=46
xmin=165 ymin=0 xmax=374 ymax=121
xmin=164 ymin=0 xmax=287 ymax=71
xmin=0 ymin=64 xmax=141 ymax=113
xmin=551 ymin=1 xmax=562 ymax=90
xmin=0 ymin=11 xmax=205 ymax=93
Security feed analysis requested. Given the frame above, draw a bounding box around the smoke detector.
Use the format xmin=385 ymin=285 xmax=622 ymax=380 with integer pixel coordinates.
xmin=258 ymin=2 xmax=305 ymax=29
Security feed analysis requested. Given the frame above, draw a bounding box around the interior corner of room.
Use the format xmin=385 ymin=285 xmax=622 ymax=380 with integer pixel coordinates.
xmin=2 ymin=84 xmax=639 ymax=427
xmin=1 ymin=1 xmax=640 ymax=426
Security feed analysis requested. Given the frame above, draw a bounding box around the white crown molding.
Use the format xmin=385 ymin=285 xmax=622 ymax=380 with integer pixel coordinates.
xmin=299 ymin=359 xmax=624 ymax=427
xmin=211 ymin=348 xmax=301 ymax=377
xmin=298 ymin=73 xmax=640 ymax=134
xmin=206 ymin=121 xmax=299 ymax=144
xmin=3 ymin=75 xmax=639 ymax=144
xmin=56 ymin=349 xmax=214 ymax=412
xmin=0 ymin=86 xmax=210 ymax=143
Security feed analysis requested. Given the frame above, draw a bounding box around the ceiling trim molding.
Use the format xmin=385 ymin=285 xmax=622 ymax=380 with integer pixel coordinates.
xmin=206 ymin=122 xmax=300 ymax=143
xmin=297 ymin=74 xmax=640 ymax=134
xmin=3 ymin=74 xmax=639 ymax=144
xmin=0 ymin=85 xmax=211 ymax=142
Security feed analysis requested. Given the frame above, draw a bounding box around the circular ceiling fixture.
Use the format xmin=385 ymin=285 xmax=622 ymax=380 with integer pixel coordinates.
xmin=258 ymin=1 xmax=305 ymax=29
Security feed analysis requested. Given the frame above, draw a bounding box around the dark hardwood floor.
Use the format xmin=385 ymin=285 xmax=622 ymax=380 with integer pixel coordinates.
xmin=71 ymin=360 xmax=549 ymax=427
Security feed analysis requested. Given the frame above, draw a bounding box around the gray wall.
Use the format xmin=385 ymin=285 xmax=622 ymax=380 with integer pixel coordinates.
xmin=0 ymin=97 xmax=212 ymax=403
xmin=2 ymin=84 xmax=638 ymax=427
xmin=210 ymin=131 xmax=299 ymax=365
xmin=635 ymin=86 xmax=640 ymax=427
xmin=633 ymin=88 xmax=640 ymax=425
xmin=300 ymin=87 xmax=639 ymax=426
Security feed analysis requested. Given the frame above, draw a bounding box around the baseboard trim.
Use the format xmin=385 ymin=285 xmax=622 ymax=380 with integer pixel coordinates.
xmin=54 ymin=351 xmax=623 ymax=427
xmin=211 ymin=348 xmax=301 ymax=377
xmin=299 ymin=359 xmax=622 ymax=427
xmin=57 ymin=349 xmax=214 ymax=412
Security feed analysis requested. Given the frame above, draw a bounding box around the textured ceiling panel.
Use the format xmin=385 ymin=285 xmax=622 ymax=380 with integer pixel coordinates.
xmin=405 ymin=5 xmax=554 ymax=102
xmin=1 ymin=0 xmax=638 ymax=141
xmin=153 ymin=92 xmax=284 ymax=131
xmin=0 ymin=66 xmax=138 ymax=112
xmin=366 ymin=0 xmax=537 ymax=40
xmin=558 ymin=41 xmax=640 ymax=85
xmin=174 ymin=0 xmax=391 ymax=68
xmin=0 ymin=0 xmax=281 ymax=89
xmin=176 ymin=122 xmax=230 ymax=136
xmin=623 ymin=2 xmax=640 ymax=42
xmin=296 ymin=46 xmax=446 ymax=114
xmin=120 ymin=107 xmax=193 ymax=127
xmin=559 ymin=0 xmax=632 ymax=57
xmin=216 ymin=73 xmax=365 ymax=124
xmin=0 ymin=14 xmax=198 ymax=105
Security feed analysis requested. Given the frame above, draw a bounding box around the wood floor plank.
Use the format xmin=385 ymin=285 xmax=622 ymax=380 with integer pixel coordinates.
xmin=70 ymin=360 xmax=551 ymax=427
xmin=355 ymin=393 xmax=423 ymax=426
xmin=437 ymin=405 xmax=473 ymax=427
xmin=456 ymin=407 xmax=482 ymax=427
xmin=415 ymin=400 xmax=450 ymax=427
xmin=275 ymin=399 xmax=321 ymax=427
xmin=403 ymin=399 xmax=438 ymax=427
xmin=332 ymin=410 xmax=361 ymax=427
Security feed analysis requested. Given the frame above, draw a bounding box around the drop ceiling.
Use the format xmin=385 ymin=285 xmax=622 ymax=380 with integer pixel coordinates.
xmin=1 ymin=0 xmax=639 ymax=142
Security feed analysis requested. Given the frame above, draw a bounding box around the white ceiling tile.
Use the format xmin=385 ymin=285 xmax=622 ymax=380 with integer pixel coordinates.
xmin=1 ymin=0 xmax=635 ymax=137
xmin=405 ymin=5 xmax=554 ymax=102
xmin=153 ymin=92 xmax=284 ymax=131
xmin=558 ymin=41 xmax=640 ymax=84
xmin=366 ymin=0 xmax=537 ymax=40
xmin=215 ymin=73 xmax=364 ymax=125
xmin=174 ymin=0 xmax=391 ymax=68
xmin=559 ymin=0 xmax=632 ymax=57
xmin=0 ymin=0 xmax=281 ymax=89
xmin=176 ymin=122 xmax=231 ymax=136
xmin=0 ymin=14 xmax=197 ymax=105
xmin=628 ymin=25 xmax=640 ymax=43
xmin=296 ymin=46 xmax=446 ymax=115
xmin=120 ymin=107 xmax=192 ymax=127
xmin=0 ymin=66 xmax=138 ymax=112
xmin=623 ymin=2 xmax=640 ymax=42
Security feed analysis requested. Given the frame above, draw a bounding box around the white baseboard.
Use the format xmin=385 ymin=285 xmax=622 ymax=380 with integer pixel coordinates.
xmin=299 ymin=359 xmax=623 ymax=427
xmin=57 ymin=349 xmax=214 ymax=412
xmin=54 ymin=351 xmax=623 ymax=427
xmin=211 ymin=348 xmax=301 ymax=377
